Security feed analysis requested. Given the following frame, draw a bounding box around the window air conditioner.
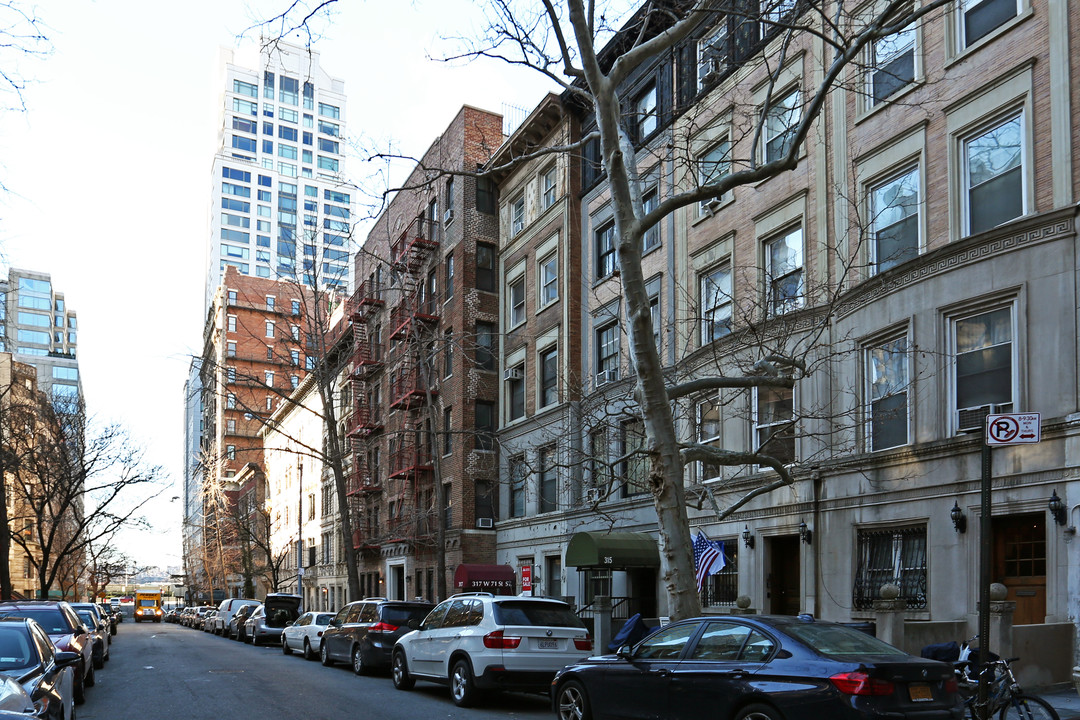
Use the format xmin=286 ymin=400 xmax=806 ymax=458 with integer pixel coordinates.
xmin=504 ymin=367 xmax=524 ymax=381
xmin=444 ymin=208 xmax=454 ymax=223
xmin=595 ymin=369 xmax=619 ymax=388
xmin=584 ymin=488 xmax=600 ymax=504
xmin=476 ymin=517 xmax=493 ymax=529
xmin=956 ymin=404 xmax=1001 ymax=433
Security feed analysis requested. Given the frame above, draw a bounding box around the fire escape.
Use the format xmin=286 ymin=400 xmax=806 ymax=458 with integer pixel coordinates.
xmin=386 ymin=217 xmax=440 ymax=543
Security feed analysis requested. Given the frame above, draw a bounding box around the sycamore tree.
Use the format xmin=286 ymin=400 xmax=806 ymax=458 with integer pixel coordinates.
xmin=255 ymin=0 xmax=950 ymax=618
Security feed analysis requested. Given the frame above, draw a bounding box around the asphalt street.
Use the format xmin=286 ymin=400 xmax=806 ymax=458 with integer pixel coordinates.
xmin=77 ymin=620 xmax=552 ymax=720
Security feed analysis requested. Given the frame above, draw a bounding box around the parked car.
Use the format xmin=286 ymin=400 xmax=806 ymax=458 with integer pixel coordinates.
xmin=0 ymin=673 xmax=38 ymax=719
xmin=229 ymin=604 xmax=258 ymax=642
xmin=188 ymin=606 xmax=211 ymax=628
xmin=550 ymin=614 xmax=963 ymax=720
xmin=71 ymin=608 xmax=109 ymax=669
xmin=0 ymin=602 xmax=94 ymax=705
xmin=201 ymin=610 xmax=218 ymax=632
xmin=213 ymin=598 xmax=259 ymax=636
xmin=321 ymin=599 xmax=434 ymax=673
xmin=95 ymin=605 xmax=118 ymax=634
xmin=392 ymin=593 xmax=591 ymax=707
xmin=0 ymin=617 xmax=79 ymax=720
xmin=245 ymin=594 xmax=301 ymax=646
xmin=281 ymin=611 xmax=335 ymax=660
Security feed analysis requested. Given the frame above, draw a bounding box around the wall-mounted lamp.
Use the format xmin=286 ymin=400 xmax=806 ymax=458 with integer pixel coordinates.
xmin=742 ymin=525 xmax=755 ymax=549
xmin=1049 ymin=490 xmax=1067 ymax=526
xmin=799 ymin=520 xmax=813 ymax=545
xmin=950 ymin=501 xmax=967 ymax=534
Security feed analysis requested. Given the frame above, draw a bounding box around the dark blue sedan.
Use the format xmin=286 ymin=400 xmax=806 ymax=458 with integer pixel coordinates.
xmin=551 ymin=615 xmax=962 ymax=720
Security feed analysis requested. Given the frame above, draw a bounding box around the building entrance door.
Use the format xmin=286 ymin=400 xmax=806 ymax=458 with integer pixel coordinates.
xmin=767 ymin=535 xmax=800 ymax=615
xmin=992 ymin=513 xmax=1046 ymax=625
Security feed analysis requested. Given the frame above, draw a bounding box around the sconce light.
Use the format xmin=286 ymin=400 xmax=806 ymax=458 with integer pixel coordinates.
xmin=950 ymin=501 xmax=967 ymax=534
xmin=742 ymin=525 xmax=755 ymax=549
xmin=799 ymin=520 xmax=813 ymax=545
xmin=1049 ymin=490 xmax=1067 ymax=526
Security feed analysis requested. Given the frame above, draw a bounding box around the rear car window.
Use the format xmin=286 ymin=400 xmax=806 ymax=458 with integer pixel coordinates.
xmin=0 ymin=609 xmax=69 ymax=634
xmin=783 ymin=623 xmax=907 ymax=658
xmin=381 ymin=605 xmax=432 ymax=626
xmin=264 ymin=607 xmax=299 ymax=627
xmin=492 ymin=601 xmax=585 ymax=628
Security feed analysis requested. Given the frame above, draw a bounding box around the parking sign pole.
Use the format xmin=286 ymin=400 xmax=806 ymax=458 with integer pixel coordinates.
xmin=977 ymin=434 xmax=992 ymax=720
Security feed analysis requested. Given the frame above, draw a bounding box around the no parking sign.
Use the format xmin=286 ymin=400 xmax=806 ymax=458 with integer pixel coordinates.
xmin=985 ymin=413 xmax=1041 ymax=445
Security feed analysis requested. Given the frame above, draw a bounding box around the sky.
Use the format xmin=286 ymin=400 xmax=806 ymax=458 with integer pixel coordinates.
xmin=0 ymin=0 xmax=627 ymax=572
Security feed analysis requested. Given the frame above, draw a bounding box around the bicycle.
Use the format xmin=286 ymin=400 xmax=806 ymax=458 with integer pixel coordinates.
xmin=955 ymin=655 xmax=1060 ymax=720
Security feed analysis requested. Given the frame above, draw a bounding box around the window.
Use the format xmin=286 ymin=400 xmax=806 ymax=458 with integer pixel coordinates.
xmin=596 ymin=322 xmax=620 ymax=380
xmin=226 ymin=445 xmax=236 ymax=461
xmin=233 ymin=79 xmax=257 ymax=97
xmin=964 ymin=114 xmax=1023 ymax=236
xmin=765 ymin=227 xmax=803 ymax=314
xmin=539 ymin=346 xmax=558 ymax=408
xmin=508 ymin=364 xmax=525 ymax=421
xmin=753 ymin=386 xmax=795 ymax=465
xmin=595 ymin=222 xmax=616 ymax=280
xmin=291 ymin=349 xmax=300 ymax=366
xmin=953 ymin=305 xmax=1014 ymax=425
xmin=589 ymin=428 xmax=608 ymax=491
xmin=266 ymin=296 xmax=275 ymax=311
xmin=265 ymin=320 xmax=275 ymax=338
xmin=698 ymin=139 xmax=730 ymax=212
xmin=701 ymin=264 xmax=732 ymax=343
xmin=510 ymin=194 xmax=525 ymax=236
xmin=853 ymin=525 xmax=927 ymax=610
xmin=231 ymin=135 xmax=256 ymax=154
xmin=227 ymin=341 xmax=236 ymax=357
xmin=445 ymin=253 xmax=454 ymax=299
xmin=698 ymin=395 xmax=722 ymax=481
xmin=227 ymin=315 xmax=237 ymax=333
xmin=642 ymin=189 xmax=660 ymax=251
xmin=227 ymin=393 xmax=236 ymax=409
xmin=647 ymin=278 xmax=662 ymax=355
xmin=867 ymin=337 xmax=910 ymax=451
xmin=764 ymin=89 xmax=801 ymax=163
xmin=871 ymin=166 xmax=920 ymax=272
xmin=443 ymin=328 xmax=453 ymax=377
xmin=291 ymin=325 xmax=300 ymax=341
xmin=476 ymin=176 xmax=497 ymax=214
xmin=635 ymin=84 xmax=658 ymax=139
xmin=539 ymin=446 xmax=557 ymax=512
xmin=509 ymin=456 xmax=526 ymax=518
xmin=764 ymin=0 xmax=798 ymax=23
xmin=961 ymin=0 xmax=1018 ymax=48
xmin=620 ymin=419 xmax=649 ymax=497
xmin=318 ymin=102 xmax=340 ymax=119
xmin=698 ymin=22 xmax=730 ymax=88
xmin=475 ymin=401 xmax=496 ymax=451
xmin=443 ymin=408 xmax=452 ymax=455
xmin=226 ymin=367 xmax=236 ymax=383
xmin=540 ymin=166 xmax=557 ymax=209
xmin=509 ymin=275 xmax=526 ymax=327
xmin=533 ymin=252 xmax=558 ymax=308
xmin=265 ymin=371 xmax=274 ymax=387
xmin=445 ymin=177 xmax=455 ymax=222
xmin=476 ymin=243 xmax=497 ymax=292
xmin=476 ymin=323 xmax=496 ymax=371
xmin=869 ymin=22 xmax=915 ymax=105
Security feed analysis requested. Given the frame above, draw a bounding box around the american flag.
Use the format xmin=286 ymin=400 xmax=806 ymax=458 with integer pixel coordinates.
xmin=693 ymin=531 xmax=727 ymax=592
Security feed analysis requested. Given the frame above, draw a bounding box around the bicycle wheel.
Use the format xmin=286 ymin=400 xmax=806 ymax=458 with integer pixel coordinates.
xmin=998 ymin=694 xmax=1060 ymax=720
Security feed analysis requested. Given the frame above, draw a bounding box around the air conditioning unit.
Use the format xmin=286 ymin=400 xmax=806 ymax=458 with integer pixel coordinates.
xmin=702 ymin=67 xmax=721 ymax=85
xmin=584 ymin=488 xmax=600 ymax=504
xmin=956 ymin=404 xmax=1001 ymax=433
xmin=476 ymin=517 xmax=493 ymax=529
xmin=504 ymin=367 xmax=524 ymax=381
xmin=444 ymin=208 xmax=454 ymax=223
xmin=595 ymin=369 xmax=619 ymax=388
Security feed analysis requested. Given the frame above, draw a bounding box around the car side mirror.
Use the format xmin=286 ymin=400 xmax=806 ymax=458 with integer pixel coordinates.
xmin=54 ymin=651 xmax=80 ymax=668
xmin=616 ymin=645 xmax=634 ymax=660
xmin=408 ymin=618 xmax=422 ymax=630
xmin=329 ymin=619 xmax=340 ymax=627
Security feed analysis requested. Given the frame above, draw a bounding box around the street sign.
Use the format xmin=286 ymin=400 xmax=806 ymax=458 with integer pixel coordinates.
xmin=985 ymin=413 xmax=1041 ymax=445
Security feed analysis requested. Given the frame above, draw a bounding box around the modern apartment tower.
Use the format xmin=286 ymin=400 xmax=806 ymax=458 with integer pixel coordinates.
xmin=0 ymin=268 xmax=81 ymax=402
xmin=207 ymin=41 xmax=354 ymax=306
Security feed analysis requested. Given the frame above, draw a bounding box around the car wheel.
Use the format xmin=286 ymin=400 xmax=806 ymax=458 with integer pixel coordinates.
xmin=735 ymin=703 xmax=784 ymax=720
xmin=320 ymin=642 xmax=333 ymax=666
xmin=352 ymin=646 xmax=367 ymax=675
xmin=556 ymin=680 xmax=592 ymax=720
xmin=392 ymin=650 xmax=414 ymax=690
xmin=73 ymin=663 xmax=85 ymax=705
xmin=303 ymin=638 xmax=315 ymax=661
xmin=282 ymin=637 xmax=292 ymax=655
xmin=85 ymin=661 xmax=95 ymax=688
xmin=93 ymin=651 xmax=104 ymax=670
xmin=450 ymin=658 xmax=479 ymax=707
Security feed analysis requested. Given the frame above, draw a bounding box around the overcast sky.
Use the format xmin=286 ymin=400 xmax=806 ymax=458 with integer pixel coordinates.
xmin=0 ymin=0 xmax=631 ymax=572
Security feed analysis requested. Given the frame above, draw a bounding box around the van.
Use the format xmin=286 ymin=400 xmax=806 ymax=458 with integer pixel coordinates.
xmin=213 ymin=597 xmax=259 ymax=636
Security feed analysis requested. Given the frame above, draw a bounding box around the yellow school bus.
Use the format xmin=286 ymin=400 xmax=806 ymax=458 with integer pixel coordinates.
xmin=133 ymin=589 xmax=163 ymax=623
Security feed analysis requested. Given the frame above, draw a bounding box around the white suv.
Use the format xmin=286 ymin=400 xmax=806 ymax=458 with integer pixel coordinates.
xmin=392 ymin=593 xmax=592 ymax=707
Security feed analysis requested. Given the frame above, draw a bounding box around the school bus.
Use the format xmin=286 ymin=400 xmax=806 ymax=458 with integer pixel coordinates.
xmin=133 ymin=589 xmax=163 ymax=623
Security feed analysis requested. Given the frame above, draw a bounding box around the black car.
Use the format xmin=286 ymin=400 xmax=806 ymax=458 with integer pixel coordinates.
xmin=0 ymin=617 xmax=80 ymax=720
xmin=0 ymin=603 xmax=94 ymax=706
xmin=551 ymin=615 xmax=963 ymax=720
xmin=320 ymin=598 xmax=434 ymax=674
xmin=229 ymin=604 xmax=258 ymax=642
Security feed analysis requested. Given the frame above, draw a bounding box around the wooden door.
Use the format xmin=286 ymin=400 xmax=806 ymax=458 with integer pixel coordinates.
xmin=992 ymin=513 xmax=1046 ymax=625
xmin=767 ymin=535 xmax=801 ymax=615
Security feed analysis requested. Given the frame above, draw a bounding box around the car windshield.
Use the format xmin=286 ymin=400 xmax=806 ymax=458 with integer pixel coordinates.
xmin=783 ymin=623 xmax=907 ymax=658
xmin=0 ymin=630 xmax=33 ymax=670
xmin=492 ymin=601 xmax=585 ymax=628
xmin=381 ymin=606 xmax=431 ymax=626
xmin=0 ymin=610 xmax=68 ymax=635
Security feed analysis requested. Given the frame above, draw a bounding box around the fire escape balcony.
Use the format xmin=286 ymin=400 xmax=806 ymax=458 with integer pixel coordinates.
xmin=389 ymin=357 xmax=437 ymax=411
xmin=350 ymin=279 xmax=386 ymax=322
xmin=390 ymin=217 xmax=440 ymax=272
xmin=351 ymin=323 xmax=384 ymax=378
xmin=389 ymin=293 xmax=440 ymax=340
xmin=347 ymin=450 xmax=382 ymax=494
xmin=388 ymin=440 xmax=432 ymax=480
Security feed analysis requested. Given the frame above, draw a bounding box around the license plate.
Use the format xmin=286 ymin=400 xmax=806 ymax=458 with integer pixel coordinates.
xmin=538 ymin=639 xmax=558 ymax=649
xmin=909 ymin=684 xmax=933 ymax=702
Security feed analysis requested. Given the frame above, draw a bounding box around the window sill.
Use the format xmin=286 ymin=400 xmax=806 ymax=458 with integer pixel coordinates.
xmin=855 ymin=81 xmax=923 ymax=126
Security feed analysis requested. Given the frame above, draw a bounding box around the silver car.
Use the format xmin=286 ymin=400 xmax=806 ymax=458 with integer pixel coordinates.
xmin=281 ymin=611 xmax=334 ymax=660
xmin=244 ymin=594 xmax=302 ymax=646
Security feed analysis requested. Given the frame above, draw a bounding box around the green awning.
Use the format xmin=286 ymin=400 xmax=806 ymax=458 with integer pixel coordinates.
xmin=565 ymin=531 xmax=660 ymax=569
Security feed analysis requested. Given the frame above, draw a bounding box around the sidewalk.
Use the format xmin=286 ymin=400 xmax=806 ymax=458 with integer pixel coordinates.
xmin=1039 ymin=684 xmax=1080 ymax=719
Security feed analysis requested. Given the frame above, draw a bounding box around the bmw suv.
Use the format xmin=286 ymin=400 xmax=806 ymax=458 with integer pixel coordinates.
xmin=392 ymin=593 xmax=592 ymax=707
